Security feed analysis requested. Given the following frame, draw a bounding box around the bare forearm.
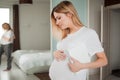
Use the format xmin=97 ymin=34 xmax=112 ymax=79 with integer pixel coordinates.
xmin=2 ymin=36 xmax=14 ymax=41
xmin=82 ymin=58 xmax=108 ymax=69
xmin=3 ymin=36 xmax=10 ymax=41
xmin=68 ymin=52 xmax=108 ymax=72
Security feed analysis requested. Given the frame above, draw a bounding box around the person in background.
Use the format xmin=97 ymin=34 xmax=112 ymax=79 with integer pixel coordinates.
xmin=0 ymin=23 xmax=15 ymax=71
xmin=49 ymin=1 xmax=108 ymax=80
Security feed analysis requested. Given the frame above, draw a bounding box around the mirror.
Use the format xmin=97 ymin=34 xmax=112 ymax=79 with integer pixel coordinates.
xmin=0 ymin=0 xmax=51 ymax=80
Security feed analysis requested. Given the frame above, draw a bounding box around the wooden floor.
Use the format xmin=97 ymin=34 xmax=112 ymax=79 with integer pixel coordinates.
xmin=0 ymin=55 xmax=40 ymax=80
xmin=105 ymin=75 xmax=120 ymax=80
xmin=34 ymin=72 xmax=50 ymax=80
xmin=1 ymin=55 xmax=119 ymax=80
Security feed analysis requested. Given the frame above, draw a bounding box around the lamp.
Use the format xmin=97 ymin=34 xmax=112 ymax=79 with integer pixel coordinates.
xmin=19 ymin=0 xmax=32 ymax=4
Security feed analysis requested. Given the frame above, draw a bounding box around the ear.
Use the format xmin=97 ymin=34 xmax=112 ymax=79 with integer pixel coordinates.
xmin=66 ymin=13 xmax=72 ymax=18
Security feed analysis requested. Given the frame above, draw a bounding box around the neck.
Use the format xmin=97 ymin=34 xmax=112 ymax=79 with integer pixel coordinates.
xmin=69 ymin=25 xmax=82 ymax=34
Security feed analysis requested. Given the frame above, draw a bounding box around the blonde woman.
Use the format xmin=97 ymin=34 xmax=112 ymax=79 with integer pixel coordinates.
xmin=0 ymin=23 xmax=15 ymax=71
xmin=49 ymin=1 xmax=108 ymax=80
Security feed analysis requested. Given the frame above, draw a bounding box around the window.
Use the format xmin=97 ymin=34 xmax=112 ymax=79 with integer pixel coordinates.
xmin=0 ymin=8 xmax=10 ymax=39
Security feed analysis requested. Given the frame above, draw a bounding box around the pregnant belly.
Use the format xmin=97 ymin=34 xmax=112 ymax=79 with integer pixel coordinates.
xmin=49 ymin=59 xmax=75 ymax=80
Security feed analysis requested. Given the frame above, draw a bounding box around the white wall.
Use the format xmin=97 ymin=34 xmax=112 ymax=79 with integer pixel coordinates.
xmin=89 ymin=0 xmax=104 ymax=35
xmin=0 ymin=0 xmax=50 ymax=50
xmin=19 ymin=1 xmax=50 ymax=50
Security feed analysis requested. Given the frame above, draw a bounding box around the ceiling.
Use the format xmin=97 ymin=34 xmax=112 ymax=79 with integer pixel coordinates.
xmin=0 ymin=0 xmax=49 ymax=1
xmin=0 ymin=0 xmax=50 ymax=4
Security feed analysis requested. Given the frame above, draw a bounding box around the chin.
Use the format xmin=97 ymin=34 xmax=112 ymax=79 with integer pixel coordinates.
xmin=61 ymin=27 xmax=68 ymax=30
xmin=59 ymin=25 xmax=68 ymax=30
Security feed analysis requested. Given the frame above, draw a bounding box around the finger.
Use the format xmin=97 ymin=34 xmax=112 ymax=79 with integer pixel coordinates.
xmin=70 ymin=57 xmax=75 ymax=61
xmin=56 ymin=56 xmax=64 ymax=61
xmin=69 ymin=57 xmax=75 ymax=64
xmin=59 ymin=55 xmax=66 ymax=60
xmin=59 ymin=52 xmax=66 ymax=58
xmin=68 ymin=59 xmax=74 ymax=64
xmin=54 ymin=50 xmax=66 ymax=61
xmin=59 ymin=50 xmax=64 ymax=53
xmin=68 ymin=63 xmax=72 ymax=69
xmin=68 ymin=63 xmax=75 ymax=72
xmin=56 ymin=53 xmax=66 ymax=61
xmin=70 ymin=57 xmax=78 ymax=62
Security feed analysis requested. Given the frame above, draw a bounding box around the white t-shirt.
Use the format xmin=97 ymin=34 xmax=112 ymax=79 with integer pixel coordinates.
xmin=0 ymin=30 xmax=14 ymax=45
xmin=49 ymin=26 xmax=104 ymax=80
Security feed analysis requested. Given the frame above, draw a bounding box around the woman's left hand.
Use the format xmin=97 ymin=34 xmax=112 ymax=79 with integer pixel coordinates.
xmin=68 ymin=57 xmax=83 ymax=72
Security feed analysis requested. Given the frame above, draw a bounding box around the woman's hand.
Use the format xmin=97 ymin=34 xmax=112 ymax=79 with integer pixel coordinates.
xmin=68 ymin=52 xmax=108 ymax=72
xmin=54 ymin=50 xmax=66 ymax=61
xmin=68 ymin=57 xmax=83 ymax=72
xmin=2 ymin=36 xmax=10 ymax=41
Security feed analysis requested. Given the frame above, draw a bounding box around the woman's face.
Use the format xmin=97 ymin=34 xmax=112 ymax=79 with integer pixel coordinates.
xmin=2 ymin=24 xmax=9 ymax=30
xmin=54 ymin=12 xmax=72 ymax=30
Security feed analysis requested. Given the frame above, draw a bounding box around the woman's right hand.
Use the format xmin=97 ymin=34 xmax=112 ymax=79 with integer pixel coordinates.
xmin=54 ymin=50 xmax=66 ymax=61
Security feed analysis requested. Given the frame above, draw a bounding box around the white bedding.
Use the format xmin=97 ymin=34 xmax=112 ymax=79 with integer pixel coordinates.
xmin=12 ymin=50 xmax=52 ymax=74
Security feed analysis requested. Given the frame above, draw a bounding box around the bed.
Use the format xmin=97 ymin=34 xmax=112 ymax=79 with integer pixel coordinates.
xmin=12 ymin=50 xmax=52 ymax=74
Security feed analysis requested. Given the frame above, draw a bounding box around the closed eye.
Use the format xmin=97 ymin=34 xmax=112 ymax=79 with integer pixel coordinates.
xmin=55 ymin=16 xmax=61 ymax=21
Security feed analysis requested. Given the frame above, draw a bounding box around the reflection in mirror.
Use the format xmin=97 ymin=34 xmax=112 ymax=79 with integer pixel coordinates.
xmin=0 ymin=0 xmax=51 ymax=80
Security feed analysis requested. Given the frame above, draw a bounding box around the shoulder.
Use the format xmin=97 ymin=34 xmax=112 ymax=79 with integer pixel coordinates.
xmin=82 ymin=27 xmax=97 ymax=36
xmin=84 ymin=26 xmax=95 ymax=32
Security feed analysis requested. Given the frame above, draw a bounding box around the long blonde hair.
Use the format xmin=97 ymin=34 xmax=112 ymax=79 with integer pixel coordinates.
xmin=51 ymin=1 xmax=83 ymax=40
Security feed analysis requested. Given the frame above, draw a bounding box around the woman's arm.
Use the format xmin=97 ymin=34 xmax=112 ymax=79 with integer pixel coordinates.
xmin=2 ymin=35 xmax=15 ymax=42
xmin=68 ymin=52 xmax=108 ymax=72
xmin=83 ymin=52 xmax=108 ymax=68
xmin=2 ymin=36 xmax=10 ymax=41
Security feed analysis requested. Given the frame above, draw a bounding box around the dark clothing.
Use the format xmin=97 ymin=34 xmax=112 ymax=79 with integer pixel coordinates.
xmin=0 ymin=43 xmax=13 ymax=69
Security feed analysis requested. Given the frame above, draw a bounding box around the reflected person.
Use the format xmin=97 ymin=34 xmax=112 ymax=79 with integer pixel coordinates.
xmin=0 ymin=23 xmax=15 ymax=71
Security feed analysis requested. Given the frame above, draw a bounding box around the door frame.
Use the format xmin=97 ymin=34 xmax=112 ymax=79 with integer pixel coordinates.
xmin=101 ymin=5 xmax=111 ymax=80
xmin=103 ymin=4 xmax=120 ymax=79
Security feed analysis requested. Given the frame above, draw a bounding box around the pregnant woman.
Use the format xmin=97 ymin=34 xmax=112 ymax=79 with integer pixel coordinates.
xmin=49 ymin=1 xmax=108 ymax=80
